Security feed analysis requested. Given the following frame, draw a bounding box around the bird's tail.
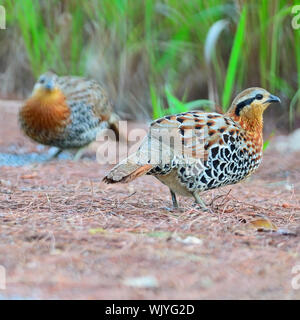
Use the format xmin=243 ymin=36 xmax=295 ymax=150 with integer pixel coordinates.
xmin=103 ymin=153 xmax=153 ymax=184
xmin=108 ymin=112 xmax=120 ymax=141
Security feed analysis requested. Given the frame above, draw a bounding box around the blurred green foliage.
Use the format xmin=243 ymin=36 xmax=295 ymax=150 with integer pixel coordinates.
xmin=0 ymin=0 xmax=300 ymax=122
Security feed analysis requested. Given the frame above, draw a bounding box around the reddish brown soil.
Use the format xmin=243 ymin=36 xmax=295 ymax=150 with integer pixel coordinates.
xmin=0 ymin=101 xmax=300 ymax=299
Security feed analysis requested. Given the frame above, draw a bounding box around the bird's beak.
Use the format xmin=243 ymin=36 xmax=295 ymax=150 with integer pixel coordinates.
xmin=265 ymin=94 xmax=281 ymax=104
xmin=44 ymin=80 xmax=55 ymax=91
xmin=45 ymin=83 xmax=53 ymax=91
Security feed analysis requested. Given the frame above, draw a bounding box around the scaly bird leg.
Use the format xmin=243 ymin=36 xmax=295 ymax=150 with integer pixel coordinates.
xmin=193 ymin=192 xmax=208 ymax=211
xmin=73 ymin=147 xmax=86 ymax=161
xmin=170 ymin=189 xmax=179 ymax=209
xmin=49 ymin=148 xmax=63 ymax=160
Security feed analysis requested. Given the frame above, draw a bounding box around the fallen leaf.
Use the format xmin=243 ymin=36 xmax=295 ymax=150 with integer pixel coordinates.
xmin=146 ymin=231 xmax=172 ymax=239
xmin=249 ymin=218 xmax=277 ymax=231
xmin=282 ymin=203 xmax=292 ymax=208
xmin=20 ymin=173 xmax=38 ymax=179
xmin=89 ymin=228 xmax=106 ymax=235
xmin=234 ymin=216 xmax=278 ymax=235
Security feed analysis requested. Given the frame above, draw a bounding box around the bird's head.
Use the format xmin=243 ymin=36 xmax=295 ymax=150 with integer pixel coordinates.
xmin=226 ymin=87 xmax=281 ymax=131
xmin=33 ymin=72 xmax=58 ymax=92
xmin=30 ymin=71 xmax=66 ymax=107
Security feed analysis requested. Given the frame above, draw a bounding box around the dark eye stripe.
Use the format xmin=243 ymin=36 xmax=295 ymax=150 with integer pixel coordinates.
xmin=235 ymin=97 xmax=256 ymax=116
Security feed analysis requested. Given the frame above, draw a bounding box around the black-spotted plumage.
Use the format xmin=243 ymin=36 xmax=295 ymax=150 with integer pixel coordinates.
xmin=103 ymin=87 xmax=281 ymax=209
xmin=146 ymin=111 xmax=261 ymax=196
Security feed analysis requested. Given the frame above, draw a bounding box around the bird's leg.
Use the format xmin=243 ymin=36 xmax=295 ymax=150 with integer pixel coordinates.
xmin=49 ymin=148 xmax=63 ymax=160
xmin=73 ymin=147 xmax=86 ymax=161
xmin=193 ymin=192 xmax=208 ymax=211
xmin=162 ymin=190 xmax=181 ymax=212
xmin=170 ymin=190 xmax=179 ymax=209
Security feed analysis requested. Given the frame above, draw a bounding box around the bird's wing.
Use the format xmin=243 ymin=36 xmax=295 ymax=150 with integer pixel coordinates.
xmin=135 ymin=111 xmax=241 ymax=167
xmin=57 ymin=75 xmax=113 ymax=121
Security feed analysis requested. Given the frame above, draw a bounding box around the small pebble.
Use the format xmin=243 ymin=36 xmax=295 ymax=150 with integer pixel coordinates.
xmin=123 ymin=276 xmax=158 ymax=288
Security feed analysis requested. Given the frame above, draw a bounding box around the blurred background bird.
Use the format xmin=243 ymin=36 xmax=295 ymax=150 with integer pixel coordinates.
xmin=19 ymin=71 xmax=120 ymax=159
xmin=104 ymin=88 xmax=280 ymax=209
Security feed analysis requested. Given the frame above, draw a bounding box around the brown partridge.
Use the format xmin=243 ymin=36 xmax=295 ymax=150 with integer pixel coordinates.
xmin=19 ymin=72 xmax=119 ymax=158
xmin=103 ymin=88 xmax=280 ymax=209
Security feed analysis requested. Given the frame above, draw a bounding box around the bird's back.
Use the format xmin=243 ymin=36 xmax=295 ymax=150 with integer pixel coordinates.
xmin=139 ymin=111 xmax=263 ymax=193
xmin=57 ymin=75 xmax=113 ymax=121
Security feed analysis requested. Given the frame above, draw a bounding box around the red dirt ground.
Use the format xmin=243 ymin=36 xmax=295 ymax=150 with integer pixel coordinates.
xmin=0 ymin=100 xmax=300 ymax=299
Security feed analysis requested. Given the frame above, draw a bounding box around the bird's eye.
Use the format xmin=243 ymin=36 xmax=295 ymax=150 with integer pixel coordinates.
xmin=256 ymin=94 xmax=263 ymax=100
xmin=40 ymin=78 xmax=45 ymax=84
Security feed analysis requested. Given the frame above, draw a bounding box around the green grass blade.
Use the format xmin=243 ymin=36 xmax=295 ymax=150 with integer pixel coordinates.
xmin=222 ymin=5 xmax=247 ymax=110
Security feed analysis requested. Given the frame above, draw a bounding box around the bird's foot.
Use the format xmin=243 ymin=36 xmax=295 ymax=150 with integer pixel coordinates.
xmin=192 ymin=202 xmax=211 ymax=213
xmin=48 ymin=148 xmax=63 ymax=161
xmin=162 ymin=206 xmax=184 ymax=213
xmin=192 ymin=192 xmax=212 ymax=213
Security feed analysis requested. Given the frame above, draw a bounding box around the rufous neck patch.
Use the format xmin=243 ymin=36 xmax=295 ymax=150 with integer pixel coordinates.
xmin=20 ymin=88 xmax=70 ymax=132
xmin=227 ymin=107 xmax=264 ymax=152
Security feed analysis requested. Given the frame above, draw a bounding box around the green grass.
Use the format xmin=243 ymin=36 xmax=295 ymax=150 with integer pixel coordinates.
xmin=0 ymin=0 xmax=300 ymax=126
xmin=221 ymin=5 xmax=247 ymax=110
xmin=151 ymin=84 xmax=215 ymax=119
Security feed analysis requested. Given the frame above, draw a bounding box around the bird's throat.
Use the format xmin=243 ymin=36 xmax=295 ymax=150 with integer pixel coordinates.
xmin=237 ymin=114 xmax=263 ymax=133
xmin=228 ymin=111 xmax=264 ymax=153
xmin=20 ymin=89 xmax=71 ymax=132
